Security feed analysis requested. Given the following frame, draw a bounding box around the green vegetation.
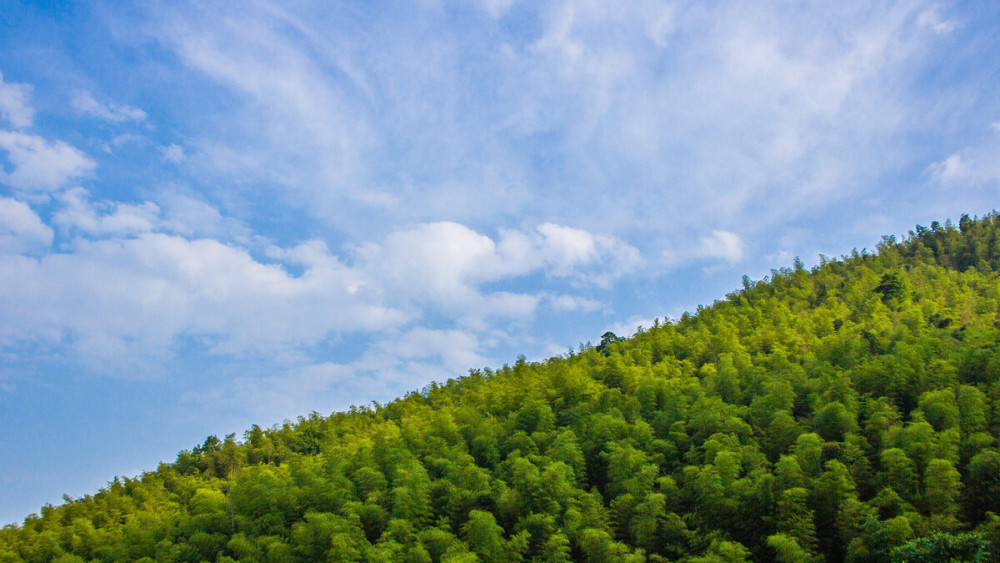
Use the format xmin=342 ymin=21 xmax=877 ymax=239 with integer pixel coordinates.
xmin=4 ymin=214 xmax=1000 ymax=562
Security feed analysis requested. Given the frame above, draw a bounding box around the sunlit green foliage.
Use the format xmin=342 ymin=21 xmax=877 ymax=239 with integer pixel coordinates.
xmin=4 ymin=214 xmax=1000 ymax=561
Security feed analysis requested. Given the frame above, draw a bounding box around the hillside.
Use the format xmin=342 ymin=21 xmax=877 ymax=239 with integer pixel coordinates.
xmin=4 ymin=214 xmax=1000 ymax=562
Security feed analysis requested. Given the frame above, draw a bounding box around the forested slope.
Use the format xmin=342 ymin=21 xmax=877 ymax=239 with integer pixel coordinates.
xmin=4 ymin=215 xmax=1000 ymax=562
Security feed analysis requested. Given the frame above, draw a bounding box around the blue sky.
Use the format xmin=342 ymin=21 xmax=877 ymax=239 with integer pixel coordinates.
xmin=1 ymin=0 xmax=999 ymax=524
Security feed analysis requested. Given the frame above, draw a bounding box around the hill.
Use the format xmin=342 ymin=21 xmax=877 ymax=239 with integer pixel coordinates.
xmin=3 ymin=214 xmax=1000 ymax=562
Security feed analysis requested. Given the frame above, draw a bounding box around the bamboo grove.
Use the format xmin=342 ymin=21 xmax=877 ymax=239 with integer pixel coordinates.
xmin=4 ymin=214 xmax=1000 ymax=561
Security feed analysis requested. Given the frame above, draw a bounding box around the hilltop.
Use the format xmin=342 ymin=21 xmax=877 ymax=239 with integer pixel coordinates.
xmin=3 ymin=214 xmax=1000 ymax=562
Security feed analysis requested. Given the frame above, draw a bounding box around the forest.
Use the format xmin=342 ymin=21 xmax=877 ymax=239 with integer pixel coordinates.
xmin=3 ymin=213 xmax=1000 ymax=562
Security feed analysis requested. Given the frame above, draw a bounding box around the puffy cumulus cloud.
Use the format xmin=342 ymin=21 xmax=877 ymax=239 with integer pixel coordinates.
xmin=664 ymin=229 xmax=747 ymax=268
xmin=694 ymin=230 xmax=745 ymax=264
xmin=0 ymin=198 xmax=629 ymax=374
xmin=356 ymin=221 xmax=638 ymax=321
xmin=0 ymin=131 xmax=95 ymax=192
xmin=0 ymin=232 xmax=406 ymax=372
xmin=362 ymin=222 xmax=498 ymax=298
xmin=926 ymin=154 xmax=966 ymax=184
xmin=0 ymin=72 xmax=34 ymax=128
xmin=0 ymin=197 xmax=53 ymax=254
xmin=535 ymin=223 xmax=600 ymax=273
xmin=381 ymin=328 xmax=488 ymax=373
xmin=538 ymin=223 xmax=642 ymax=285
xmin=71 ymin=91 xmax=147 ymax=122
xmin=925 ymin=128 xmax=1000 ymax=188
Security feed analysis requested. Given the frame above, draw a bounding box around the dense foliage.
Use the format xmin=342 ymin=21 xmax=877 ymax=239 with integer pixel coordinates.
xmin=5 ymin=214 xmax=1000 ymax=562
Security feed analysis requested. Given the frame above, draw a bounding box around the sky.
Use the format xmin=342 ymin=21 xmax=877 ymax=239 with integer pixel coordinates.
xmin=1 ymin=0 xmax=999 ymax=525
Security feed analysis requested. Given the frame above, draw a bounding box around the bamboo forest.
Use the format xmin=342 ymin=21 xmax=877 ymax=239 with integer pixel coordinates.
xmin=5 ymin=214 xmax=1000 ymax=562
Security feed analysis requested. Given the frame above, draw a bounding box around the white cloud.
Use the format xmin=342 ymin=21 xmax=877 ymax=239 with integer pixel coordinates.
xmin=0 ymin=197 xmax=53 ymax=254
xmin=478 ymin=292 xmax=541 ymax=323
xmin=924 ymin=121 xmax=1000 ymax=188
xmin=151 ymin=4 xmax=378 ymax=214
xmin=354 ymin=222 xmax=537 ymax=326
xmin=0 ymin=231 xmax=407 ymax=371
xmin=138 ymin=1 xmax=953 ymax=249
xmin=385 ymin=327 xmax=487 ymax=372
xmin=662 ymin=228 xmax=748 ymax=271
xmin=926 ymin=138 xmax=1000 ymax=188
xmin=516 ymin=223 xmax=641 ymax=283
xmin=0 ymin=204 xmax=634 ymax=373
xmin=365 ymin=222 xmax=498 ymax=297
xmin=156 ymin=188 xmax=249 ymax=241
xmin=917 ymin=8 xmax=961 ymax=35
xmin=161 ymin=143 xmax=184 ymax=163
xmin=45 ymin=184 xmax=248 ymax=243
xmin=0 ymin=131 xmax=95 ymax=192
xmin=356 ymin=221 xmax=638 ymax=321
xmin=53 ymin=188 xmax=160 ymax=236
xmin=0 ymin=72 xmax=34 ymax=128
xmin=71 ymin=91 xmax=147 ymax=122
xmin=536 ymin=222 xmax=600 ymax=272
xmin=694 ymin=230 xmax=745 ymax=264
xmin=642 ymin=3 xmax=676 ymax=47
xmin=547 ymin=293 xmax=602 ymax=312
xmin=480 ymin=0 xmax=518 ymax=20
xmin=499 ymin=2 xmax=939 ymax=238
xmin=101 ymin=134 xmax=143 ymax=153
xmin=926 ymin=153 xmax=966 ymax=183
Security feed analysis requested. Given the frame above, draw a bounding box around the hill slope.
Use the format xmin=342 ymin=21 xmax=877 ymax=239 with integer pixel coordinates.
xmin=4 ymin=215 xmax=1000 ymax=562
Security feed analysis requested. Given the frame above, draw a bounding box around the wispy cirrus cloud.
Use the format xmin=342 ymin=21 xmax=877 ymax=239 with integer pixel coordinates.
xmin=149 ymin=3 xmax=381 ymax=215
xmin=134 ymin=0 xmax=964 ymax=254
xmin=917 ymin=7 xmax=961 ymax=35
xmin=71 ymin=91 xmax=147 ymax=122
